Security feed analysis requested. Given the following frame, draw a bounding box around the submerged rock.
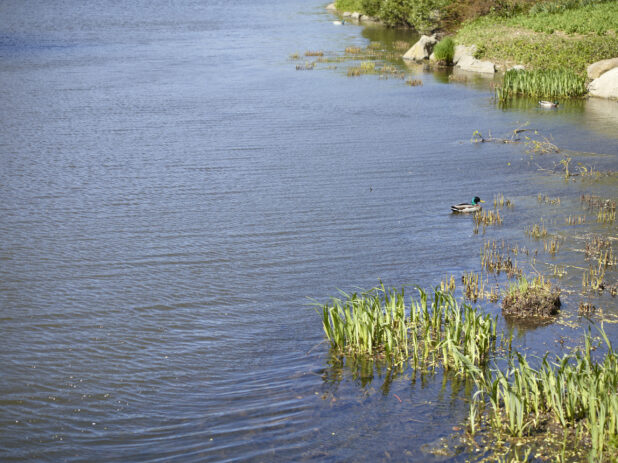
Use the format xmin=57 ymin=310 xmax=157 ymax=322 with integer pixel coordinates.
xmin=588 ymin=67 xmax=618 ymax=100
xmin=456 ymin=55 xmax=495 ymax=74
xmin=587 ymin=57 xmax=618 ymax=80
xmin=403 ymin=35 xmax=438 ymax=61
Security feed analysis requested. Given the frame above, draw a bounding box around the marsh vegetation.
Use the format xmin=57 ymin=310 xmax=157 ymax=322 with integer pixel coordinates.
xmin=496 ymin=69 xmax=587 ymax=101
xmin=315 ymin=119 xmax=617 ymax=460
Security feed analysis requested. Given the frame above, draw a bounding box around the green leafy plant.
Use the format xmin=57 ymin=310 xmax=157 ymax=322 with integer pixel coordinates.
xmin=433 ymin=36 xmax=455 ymax=64
xmin=361 ymin=0 xmax=382 ymax=16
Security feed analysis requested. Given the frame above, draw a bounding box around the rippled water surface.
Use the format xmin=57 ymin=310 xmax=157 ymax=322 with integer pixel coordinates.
xmin=1 ymin=1 xmax=617 ymax=461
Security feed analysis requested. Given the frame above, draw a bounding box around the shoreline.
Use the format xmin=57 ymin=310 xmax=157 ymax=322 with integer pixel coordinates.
xmin=325 ymin=1 xmax=618 ymax=100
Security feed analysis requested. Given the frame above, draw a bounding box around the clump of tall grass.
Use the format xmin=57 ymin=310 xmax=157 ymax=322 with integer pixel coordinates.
xmin=405 ymin=78 xmax=423 ymax=86
xmin=296 ymin=62 xmax=315 ymax=71
xmin=581 ymin=194 xmax=616 ymax=224
xmin=565 ymin=214 xmax=586 ymax=225
xmin=493 ymin=193 xmax=513 ymax=209
xmin=347 ymin=61 xmax=378 ymax=77
xmin=537 ymin=193 xmax=560 ymax=205
xmin=393 ymin=40 xmax=410 ymax=51
xmin=433 ymin=37 xmax=455 ymax=64
xmin=473 ymin=209 xmax=503 ymax=234
xmin=582 ymin=264 xmax=608 ymax=292
xmin=440 ymin=274 xmax=456 ymax=292
xmin=407 ymin=288 xmax=499 ymax=371
xmin=524 ymin=220 xmax=548 ymax=239
xmin=462 ymin=271 xmax=485 ymax=302
xmin=316 ymin=284 xmax=408 ymax=359
xmin=544 ymin=237 xmax=561 ymax=255
xmin=464 ymin=326 xmax=618 ymax=461
xmin=360 ymin=61 xmax=376 ymax=71
xmin=481 ymin=240 xmax=522 ymax=278
xmin=316 ymin=285 xmax=618 ymax=460
xmin=496 ymin=69 xmax=586 ymax=101
xmin=584 ymin=235 xmax=615 ymax=271
xmin=316 ymin=286 xmax=500 ymax=370
xmin=305 ymin=50 xmax=324 ymax=57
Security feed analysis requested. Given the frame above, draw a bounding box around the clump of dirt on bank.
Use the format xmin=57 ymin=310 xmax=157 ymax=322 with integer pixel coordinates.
xmin=502 ymin=276 xmax=561 ymax=319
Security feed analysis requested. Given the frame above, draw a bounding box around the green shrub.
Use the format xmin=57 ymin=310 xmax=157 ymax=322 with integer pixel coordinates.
xmin=433 ymin=36 xmax=455 ymax=63
xmin=378 ymin=0 xmax=413 ymax=26
xmin=406 ymin=0 xmax=451 ymax=33
xmin=361 ymin=0 xmax=383 ymax=16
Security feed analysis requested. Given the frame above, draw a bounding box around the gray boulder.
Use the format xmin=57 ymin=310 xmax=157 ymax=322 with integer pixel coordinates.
xmin=587 ymin=58 xmax=618 ymax=80
xmin=456 ymin=55 xmax=496 ymax=74
xmin=326 ymin=3 xmax=337 ymax=11
xmin=453 ymin=45 xmax=477 ymax=65
xmin=403 ymin=35 xmax=438 ymax=61
xmin=588 ymin=67 xmax=618 ymax=99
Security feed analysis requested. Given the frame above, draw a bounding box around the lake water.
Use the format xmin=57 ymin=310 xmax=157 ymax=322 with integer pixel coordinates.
xmin=1 ymin=1 xmax=617 ymax=461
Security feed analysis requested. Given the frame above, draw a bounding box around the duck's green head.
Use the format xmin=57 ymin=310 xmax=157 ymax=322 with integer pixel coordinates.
xmin=472 ymin=196 xmax=484 ymax=205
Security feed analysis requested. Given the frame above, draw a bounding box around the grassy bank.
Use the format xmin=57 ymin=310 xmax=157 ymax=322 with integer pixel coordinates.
xmin=455 ymin=1 xmax=618 ymax=76
xmin=333 ymin=0 xmax=618 ymax=80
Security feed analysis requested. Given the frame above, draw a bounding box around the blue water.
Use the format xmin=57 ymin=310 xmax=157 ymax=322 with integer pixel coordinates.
xmin=1 ymin=0 xmax=617 ymax=461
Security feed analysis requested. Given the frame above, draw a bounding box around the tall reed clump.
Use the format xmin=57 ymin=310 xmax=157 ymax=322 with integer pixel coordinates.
xmin=408 ymin=289 xmax=498 ymax=371
xmin=433 ymin=37 xmax=455 ymax=64
xmin=317 ymin=286 xmax=618 ymax=460
xmin=464 ymin=326 xmax=618 ymax=461
xmin=316 ymin=285 xmax=500 ymax=370
xmin=316 ymin=284 xmax=409 ymax=360
xmin=496 ymin=69 xmax=587 ymax=101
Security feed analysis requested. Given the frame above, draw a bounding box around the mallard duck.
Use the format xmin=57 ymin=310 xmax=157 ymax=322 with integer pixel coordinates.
xmin=333 ymin=20 xmax=345 ymax=25
xmin=539 ymin=100 xmax=559 ymax=108
xmin=451 ymin=196 xmax=485 ymax=213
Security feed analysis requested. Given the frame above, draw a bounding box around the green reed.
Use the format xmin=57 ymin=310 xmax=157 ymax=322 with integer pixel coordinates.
xmin=462 ymin=326 xmax=618 ymax=460
xmin=316 ymin=286 xmax=618 ymax=459
xmin=316 ymin=284 xmax=408 ymax=359
xmin=316 ymin=286 xmax=499 ymax=370
xmin=497 ymin=69 xmax=587 ymax=101
xmin=524 ymin=220 xmax=548 ymax=239
xmin=481 ymin=240 xmax=522 ymax=278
